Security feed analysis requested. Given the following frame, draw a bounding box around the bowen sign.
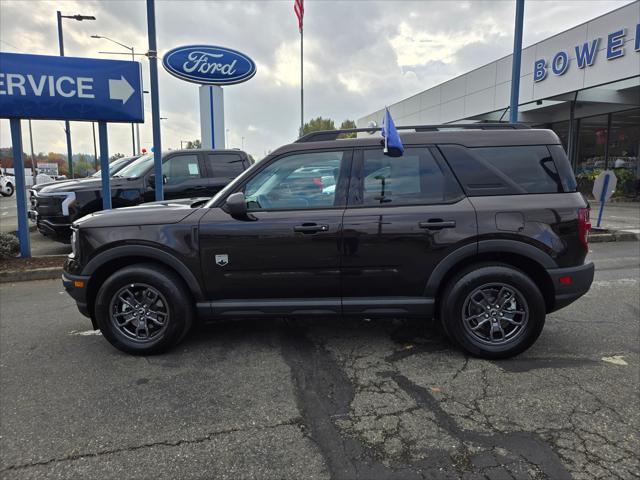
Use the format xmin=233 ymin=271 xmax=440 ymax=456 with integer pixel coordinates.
xmin=534 ymin=23 xmax=640 ymax=82
xmin=162 ymin=45 xmax=256 ymax=85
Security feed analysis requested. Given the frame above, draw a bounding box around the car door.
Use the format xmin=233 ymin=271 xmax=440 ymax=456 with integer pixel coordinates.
xmin=340 ymin=145 xmax=477 ymax=316
xmin=198 ymin=148 xmax=352 ymax=314
xmin=203 ymin=152 xmax=247 ymax=197
xmin=161 ymin=153 xmax=208 ymax=199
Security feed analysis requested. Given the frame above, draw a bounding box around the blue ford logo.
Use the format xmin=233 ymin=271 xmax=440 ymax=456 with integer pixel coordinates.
xmin=162 ymin=45 xmax=256 ymax=85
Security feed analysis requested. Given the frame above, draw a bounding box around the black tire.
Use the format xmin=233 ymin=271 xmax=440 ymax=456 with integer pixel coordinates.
xmin=440 ymin=263 xmax=545 ymax=359
xmin=94 ymin=263 xmax=194 ymax=355
xmin=1 ymin=183 xmax=14 ymax=197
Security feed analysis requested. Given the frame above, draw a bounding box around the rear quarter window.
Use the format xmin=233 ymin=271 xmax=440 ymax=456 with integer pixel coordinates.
xmin=439 ymin=145 xmax=565 ymax=196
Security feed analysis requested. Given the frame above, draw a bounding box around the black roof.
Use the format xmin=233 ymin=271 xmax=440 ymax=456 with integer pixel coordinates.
xmin=272 ymin=126 xmax=561 ymax=156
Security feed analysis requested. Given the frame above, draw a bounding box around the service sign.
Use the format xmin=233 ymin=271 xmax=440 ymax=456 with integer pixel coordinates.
xmin=0 ymin=52 xmax=144 ymax=123
xmin=162 ymin=45 xmax=256 ymax=85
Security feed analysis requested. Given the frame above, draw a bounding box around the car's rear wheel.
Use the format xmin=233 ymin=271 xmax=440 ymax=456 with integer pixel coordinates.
xmin=95 ymin=263 xmax=193 ymax=354
xmin=440 ymin=264 xmax=545 ymax=359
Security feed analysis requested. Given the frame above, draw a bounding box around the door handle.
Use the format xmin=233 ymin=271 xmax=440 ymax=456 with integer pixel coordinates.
xmin=419 ymin=219 xmax=456 ymax=230
xmin=294 ymin=223 xmax=329 ymax=234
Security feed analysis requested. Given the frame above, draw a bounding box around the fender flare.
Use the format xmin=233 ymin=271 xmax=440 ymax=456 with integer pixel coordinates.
xmin=424 ymin=239 xmax=557 ymax=297
xmin=83 ymin=244 xmax=205 ymax=301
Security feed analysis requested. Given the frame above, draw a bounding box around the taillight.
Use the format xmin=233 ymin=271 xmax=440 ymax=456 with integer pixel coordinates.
xmin=578 ymin=207 xmax=591 ymax=249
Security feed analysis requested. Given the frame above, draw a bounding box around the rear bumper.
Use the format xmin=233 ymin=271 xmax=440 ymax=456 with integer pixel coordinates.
xmin=547 ymin=262 xmax=595 ymax=313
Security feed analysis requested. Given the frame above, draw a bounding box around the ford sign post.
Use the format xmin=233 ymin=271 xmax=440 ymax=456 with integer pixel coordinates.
xmin=162 ymin=45 xmax=256 ymax=85
xmin=162 ymin=45 xmax=256 ymax=151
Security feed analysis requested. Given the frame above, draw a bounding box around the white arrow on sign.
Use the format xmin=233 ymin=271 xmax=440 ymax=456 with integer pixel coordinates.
xmin=108 ymin=75 xmax=135 ymax=104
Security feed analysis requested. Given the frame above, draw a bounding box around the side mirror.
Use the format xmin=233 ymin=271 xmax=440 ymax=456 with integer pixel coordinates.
xmin=224 ymin=192 xmax=248 ymax=217
xmin=148 ymin=174 xmax=167 ymax=187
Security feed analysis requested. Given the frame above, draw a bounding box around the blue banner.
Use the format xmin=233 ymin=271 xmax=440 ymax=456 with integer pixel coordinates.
xmin=0 ymin=52 xmax=144 ymax=123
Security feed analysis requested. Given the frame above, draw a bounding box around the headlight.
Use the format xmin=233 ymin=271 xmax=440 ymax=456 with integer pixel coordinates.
xmin=70 ymin=228 xmax=79 ymax=257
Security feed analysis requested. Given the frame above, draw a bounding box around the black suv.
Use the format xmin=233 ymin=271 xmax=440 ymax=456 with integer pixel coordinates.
xmin=29 ymin=149 xmax=251 ymax=242
xmin=62 ymin=125 xmax=594 ymax=358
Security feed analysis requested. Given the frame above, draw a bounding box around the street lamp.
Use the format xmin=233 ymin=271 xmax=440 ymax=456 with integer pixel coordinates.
xmin=57 ymin=11 xmax=96 ymax=178
xmin=91 ymin=34 xmax=140 ymax=156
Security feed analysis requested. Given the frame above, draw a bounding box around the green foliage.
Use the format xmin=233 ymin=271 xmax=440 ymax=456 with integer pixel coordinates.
xmin=0 ymin=233 xmax=20 ymax=258
xmin=302 ymin=117 xmax=336 ymax=135
xmin=576 ymin=168 xmax=637 ymax=197
xmin=338 ymin=119 xmax=357 ymax=138
xmin=109 ymin=153 xmax=125 ymax=162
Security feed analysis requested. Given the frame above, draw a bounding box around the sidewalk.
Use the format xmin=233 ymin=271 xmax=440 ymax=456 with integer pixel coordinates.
xmin=590 ymin=201 xmax=639 ymax=231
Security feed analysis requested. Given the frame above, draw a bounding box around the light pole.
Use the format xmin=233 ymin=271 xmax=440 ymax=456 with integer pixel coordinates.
xmin=225 ymin=128 xmax=230 ymax=147
xmin=57 ymin=12 xmax=95 ymax=178
xmin=241 ymin=136 xmax=245 ymax=150
xmin=91 ymin=34 xmax=140 ymax=155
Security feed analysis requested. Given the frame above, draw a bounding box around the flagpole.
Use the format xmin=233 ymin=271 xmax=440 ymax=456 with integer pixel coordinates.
xmin=300 ymin=25 xmax=304 ymax=138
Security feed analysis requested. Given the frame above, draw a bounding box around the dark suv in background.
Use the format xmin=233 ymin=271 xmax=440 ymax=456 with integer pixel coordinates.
xmin=29 ymin=149 xmax=251 ymax=242
xmin=62 ymin=124 xmax=594 ymax=359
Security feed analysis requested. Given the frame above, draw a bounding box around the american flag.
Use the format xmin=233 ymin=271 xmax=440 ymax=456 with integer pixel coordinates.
xmin=294 ymin=0 xmax=304 ymax=32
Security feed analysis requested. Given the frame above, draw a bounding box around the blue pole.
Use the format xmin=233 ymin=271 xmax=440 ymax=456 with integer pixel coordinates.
xmin=98 ymin=122 xmax=112 ymax=210
xmin=509 ymin=0 xmax=525 ymax=124
xmin=9 ymin=119 xmax=31 ymax=258
xmin=596 ymin=173 xmax=610 ymax=228
xmin=146 ymin=0 xmax=163 ymax=201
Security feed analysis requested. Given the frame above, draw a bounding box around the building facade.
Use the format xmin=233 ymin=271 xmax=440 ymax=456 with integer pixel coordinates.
xmin=358 ymin=2 xmax=640 ymax=197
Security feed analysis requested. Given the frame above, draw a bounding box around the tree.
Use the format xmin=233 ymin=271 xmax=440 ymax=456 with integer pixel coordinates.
xmin=339 ymin=119 xmax=357 ymax=138
xmin=110 ymin=153 xmax=125 ymax=162
xmin=186 ymin=139 xmax=201 ymax=149
xmin=302 ymin=117 xmax=335 ymax=136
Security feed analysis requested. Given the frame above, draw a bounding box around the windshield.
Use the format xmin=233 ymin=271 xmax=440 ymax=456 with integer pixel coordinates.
xmin=115 ymin=153 xmax=155 ymax=178
xmin=91 ymin=156 xmax=134 ymax=177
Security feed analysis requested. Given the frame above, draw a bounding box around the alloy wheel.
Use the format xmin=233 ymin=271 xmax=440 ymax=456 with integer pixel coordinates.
xmin=461 ymin=283 xmax=529 ymax=345
xmin=108 ymin=283 xmax=169 ymax=342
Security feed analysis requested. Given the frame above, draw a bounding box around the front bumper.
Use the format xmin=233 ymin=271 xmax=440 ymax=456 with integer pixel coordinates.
xmin=547 ymin=262 xmax=595 ymax=312
xmin=29 ymin=210 xmax=72 ymax=241
xmin=62 ymin=270 xmax=92 ymax=320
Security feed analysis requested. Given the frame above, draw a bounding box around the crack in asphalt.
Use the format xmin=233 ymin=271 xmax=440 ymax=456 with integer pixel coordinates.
xmin=278 ymin=322 xmax=576 ymax=480
xmin=388 ymin=371 xmax=572 ymax=480
xmin=0 ymin=418 xmax=302 ymax=473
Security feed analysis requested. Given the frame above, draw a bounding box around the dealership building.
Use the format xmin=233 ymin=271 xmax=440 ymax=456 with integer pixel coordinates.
xmin=358 ymin=1 xmax=639 ymax=195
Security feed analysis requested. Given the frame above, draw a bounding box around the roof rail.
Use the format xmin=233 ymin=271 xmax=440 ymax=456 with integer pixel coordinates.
xmin=295 ymin=122 xmax=531 ymax=143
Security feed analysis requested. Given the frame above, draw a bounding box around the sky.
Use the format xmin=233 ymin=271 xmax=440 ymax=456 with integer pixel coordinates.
xmin=0 ymin=0 xmax=634 ymax=161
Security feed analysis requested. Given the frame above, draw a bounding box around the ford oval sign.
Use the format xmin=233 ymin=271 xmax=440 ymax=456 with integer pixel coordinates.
xmin=162 ymin=45 xmax=256 ymax=86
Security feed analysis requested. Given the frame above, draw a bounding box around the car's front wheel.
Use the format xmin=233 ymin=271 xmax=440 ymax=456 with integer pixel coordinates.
xmin=94 ymin=263 xmax=194 ymax=354
xmin=440 ymin=264 xmax=545 ymax=359
xmin=1 ymin=183 xmax=14 ymax=197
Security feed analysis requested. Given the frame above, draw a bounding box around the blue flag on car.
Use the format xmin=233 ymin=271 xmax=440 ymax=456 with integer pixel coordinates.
xmin=381 ymin=107 xmax=404 ymax=157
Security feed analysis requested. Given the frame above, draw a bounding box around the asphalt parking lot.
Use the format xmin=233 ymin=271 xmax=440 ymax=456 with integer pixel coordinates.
xmin=1 ymin=241 xmax=638 ymax=480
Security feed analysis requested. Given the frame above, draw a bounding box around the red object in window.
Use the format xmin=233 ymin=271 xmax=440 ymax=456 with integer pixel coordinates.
xmin=312 ymin=177 xmax=323 ymax=191
xmin=578 ymin=207 xmax=591 ymax=250
xmin=559 ymin=276 xmax=572 ymax=285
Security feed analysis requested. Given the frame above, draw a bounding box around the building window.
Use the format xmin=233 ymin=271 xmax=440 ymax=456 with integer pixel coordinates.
xmin=609 ymin=108 xmax=640 ymax=198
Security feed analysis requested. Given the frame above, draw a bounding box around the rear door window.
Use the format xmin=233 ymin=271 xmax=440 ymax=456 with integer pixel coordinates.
xmin=205 ymin=154 xmax=246 ymax=178
xmin=350 ymin=147 xmax=463 ymax=206
xmin=439 ymin=145 xmax=564 ymax=195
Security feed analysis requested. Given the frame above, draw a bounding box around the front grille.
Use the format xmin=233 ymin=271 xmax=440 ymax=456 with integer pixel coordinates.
xmin=33 ymin=194 xmax=63 ymax=216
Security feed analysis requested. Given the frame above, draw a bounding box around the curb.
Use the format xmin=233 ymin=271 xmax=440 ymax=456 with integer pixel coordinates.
xmin=0 ymin=267 xmax=63 ymax=283
xmin=590 ymin=230 xmax=640 ymax=243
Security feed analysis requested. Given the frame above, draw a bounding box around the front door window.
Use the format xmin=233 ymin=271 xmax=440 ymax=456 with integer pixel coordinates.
xmin=243 ymin=151 xmax=347 ymax=210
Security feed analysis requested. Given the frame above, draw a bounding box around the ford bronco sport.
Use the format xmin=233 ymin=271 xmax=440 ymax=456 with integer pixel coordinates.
xmin=62 ymin=124 xmax=594 ymax=358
